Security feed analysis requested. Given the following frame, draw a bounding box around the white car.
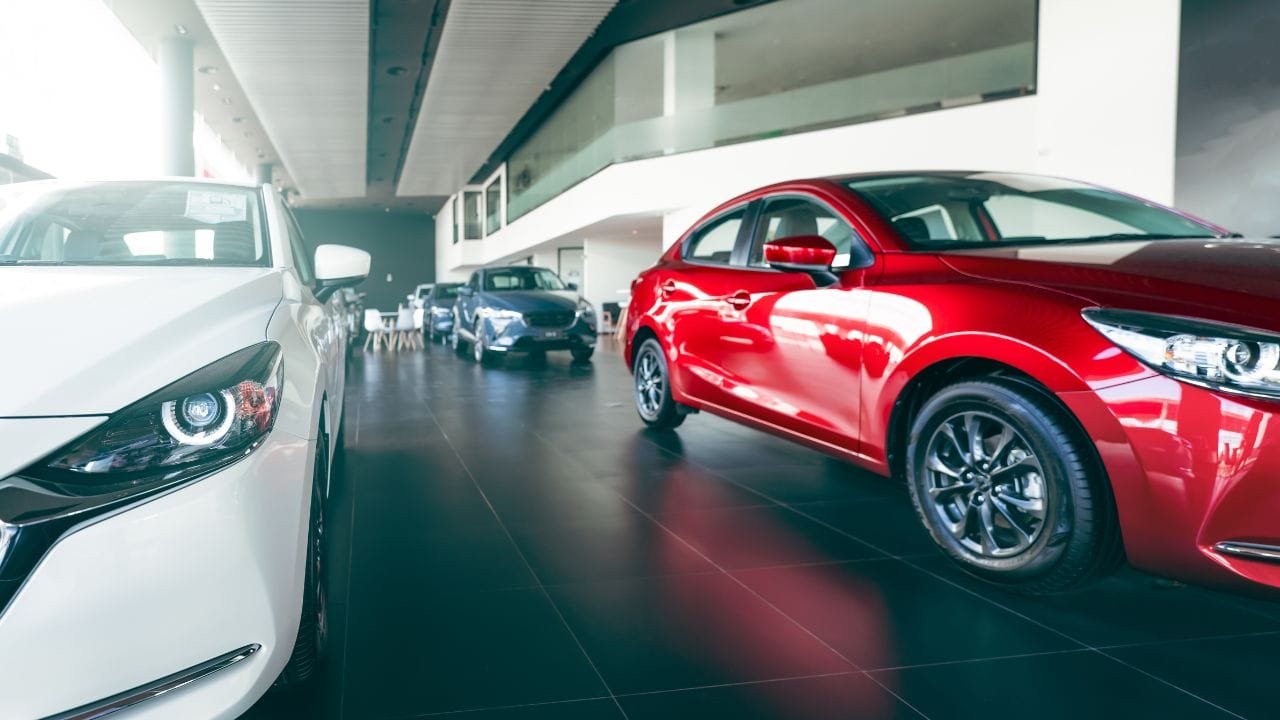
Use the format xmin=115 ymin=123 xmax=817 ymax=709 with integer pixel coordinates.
xmin=0 ymin=179 xmax=370 ymax=719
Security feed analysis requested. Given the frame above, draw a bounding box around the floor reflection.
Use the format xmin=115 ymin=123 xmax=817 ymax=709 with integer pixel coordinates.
xmin=243 ymin=344 xmax=1280 ymax=720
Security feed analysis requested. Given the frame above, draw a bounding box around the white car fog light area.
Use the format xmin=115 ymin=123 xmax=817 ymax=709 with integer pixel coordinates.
xmin=0 ymin=432 xmax=311 ymax=720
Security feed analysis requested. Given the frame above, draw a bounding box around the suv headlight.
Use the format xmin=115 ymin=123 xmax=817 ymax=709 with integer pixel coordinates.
xmin=480 ymin=307 xmax=522 ymax=334
xmin=577 ymin=299 xmax=596 ymax=327
xmin=1083 ymin=309 xmax=1280 ymax=399
xmin=26 ymin=341 xmax=283 ymax=485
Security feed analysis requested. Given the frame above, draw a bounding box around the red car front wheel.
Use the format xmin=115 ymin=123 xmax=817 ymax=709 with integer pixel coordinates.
xmin=906 ymin=378 xmax=1123 ymax=594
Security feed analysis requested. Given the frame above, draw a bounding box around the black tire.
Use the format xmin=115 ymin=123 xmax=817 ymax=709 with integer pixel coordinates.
xmin=473 ymin=319 xmax=497 ymax=365
xmin=633 ymin=338 xmax=685 ymax=430
xmin=905 ymin=378 xmax=1122 ymax=594
xmin=275 ymin=424 xmax=329 ymax=686
xmin=570 ymin=346 xmax=594 ymax=363
xmin=451 ymin=320 xmax=468 ymax=357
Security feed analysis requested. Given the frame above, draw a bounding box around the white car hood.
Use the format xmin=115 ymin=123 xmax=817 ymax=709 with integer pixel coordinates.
xmin=0 ymin=267 xmax=283 ymax=417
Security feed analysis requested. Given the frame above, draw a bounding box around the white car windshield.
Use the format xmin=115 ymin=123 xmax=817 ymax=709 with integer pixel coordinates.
xmin=0 ymin=181 xmax=268 ymax=266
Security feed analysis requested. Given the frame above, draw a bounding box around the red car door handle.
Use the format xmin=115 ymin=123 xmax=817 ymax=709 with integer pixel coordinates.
xmin=726 ymin=292 xmax=751 ymax=310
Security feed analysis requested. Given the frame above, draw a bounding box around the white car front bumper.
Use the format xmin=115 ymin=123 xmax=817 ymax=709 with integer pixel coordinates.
xmin=0 ymin=428 xmax=315 ymax=720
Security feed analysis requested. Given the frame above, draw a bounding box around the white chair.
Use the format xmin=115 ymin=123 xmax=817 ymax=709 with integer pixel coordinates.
xmin=393 ymin=307 xmax=417 ymax=351
xmin=412 ymin=308 xmax=425 ymax=349
xmin=363 ymin=309 xmax=390 ymax=352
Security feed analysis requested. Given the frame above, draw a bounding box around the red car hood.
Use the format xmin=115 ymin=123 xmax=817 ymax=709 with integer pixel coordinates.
xmin=937 ymin=238 xmax=1280 ymax=332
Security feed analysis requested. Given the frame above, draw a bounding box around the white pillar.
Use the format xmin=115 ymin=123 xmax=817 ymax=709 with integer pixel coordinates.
xmin=661 ymin=28 xmax=716 ymax=153
xmin=1034 ymin=0 xmax=1182 ymax=203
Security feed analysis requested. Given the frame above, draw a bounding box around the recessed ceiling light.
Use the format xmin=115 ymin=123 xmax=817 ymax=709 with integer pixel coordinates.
xmin=198 ymin=65 xmax=217 ymax=74
xmin=221 ymin=97 xmax=233 ymax=105
xmin=175 ymin=24 xmax=188 ymax=35
xmin=386 ymin=66 xmax=408 ymax=76
xmin=212 ymin=83 xmax=222 ymax=92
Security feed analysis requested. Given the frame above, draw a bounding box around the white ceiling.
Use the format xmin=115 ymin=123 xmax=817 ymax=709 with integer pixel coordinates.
xmin=193 ymin=0 xmax=368 ymax=199
xmin=396 ymin=0 xmax=617 ymax=197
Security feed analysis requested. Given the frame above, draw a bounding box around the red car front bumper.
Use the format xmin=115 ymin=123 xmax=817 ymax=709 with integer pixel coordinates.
xmin=1063 ymin=375 xmax=1280 ymax=596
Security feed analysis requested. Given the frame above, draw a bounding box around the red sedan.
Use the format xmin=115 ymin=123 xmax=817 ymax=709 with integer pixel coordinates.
xmin=625 ymin=171 xmax=1280 ymax=596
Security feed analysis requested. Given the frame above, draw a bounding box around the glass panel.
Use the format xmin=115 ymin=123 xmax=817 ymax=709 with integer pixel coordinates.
xmin=0 ymin=181 xmax=267 ymax=266
xmin=751 ymin=197 xmax=859 ymax=268
xmin=462 ymin=190 xmax=482 ymax=240
xmin=506 ymin=0 xmax=1038 ymax=222
xmin=485 ymin=178 xmax=502 ymax=235
xmin=844 ymin=173 xmax=1220 ymax=249
xmin=685 ymin=208 xmax=745 ymax=264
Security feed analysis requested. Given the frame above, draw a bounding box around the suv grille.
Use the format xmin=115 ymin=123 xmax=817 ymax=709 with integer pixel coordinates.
xmin=524 ymin=311 xmax=575 ymax=328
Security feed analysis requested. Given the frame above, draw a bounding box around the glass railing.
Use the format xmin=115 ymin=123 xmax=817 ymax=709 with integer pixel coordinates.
xmin=507 ymin=41 xmax=1035 ymax=222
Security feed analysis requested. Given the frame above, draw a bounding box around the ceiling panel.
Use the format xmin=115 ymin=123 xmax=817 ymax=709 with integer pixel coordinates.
xmin=397 ymin=0 xmax=616 ymax=197
xmin=193 ymin=0 xmax=369 ymax=199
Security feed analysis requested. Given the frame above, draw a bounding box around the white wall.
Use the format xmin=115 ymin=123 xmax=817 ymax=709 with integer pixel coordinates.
xmin=440 ymin=0 xmax=1182 ymax=261
xmin=583 ymin=235 xmax=662 ymax=310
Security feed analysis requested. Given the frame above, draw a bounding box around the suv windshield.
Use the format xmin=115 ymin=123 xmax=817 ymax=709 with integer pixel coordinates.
xmin=0 ymin=181 xmax=268 ymax=266
xmin=844 ymin=173 xmax=1224 ymax=250
xmin=483 ymin=267 xmax=566 ymax=292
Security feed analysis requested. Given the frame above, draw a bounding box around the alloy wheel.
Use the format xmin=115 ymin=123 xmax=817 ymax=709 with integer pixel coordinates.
xmin=924 ymin=411 xmax=1048 ymax=558
xmin=473 ymin=320 xmax=486 ymax=363
xmin=635 ymin=347 xmax=664 ymax=421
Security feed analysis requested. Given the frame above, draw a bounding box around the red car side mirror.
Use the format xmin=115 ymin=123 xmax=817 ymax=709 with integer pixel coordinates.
xmin=764 ymin=235 xmax=839 ymax=283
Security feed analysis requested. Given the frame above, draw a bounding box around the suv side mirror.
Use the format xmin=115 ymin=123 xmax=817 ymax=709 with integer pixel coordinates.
xmin=457 ymin=285 xmax=474 ymax=296
xmin=764 ymin=235 xmax=839 ymax=286
xmin=565 ymin=282 xmax=578 ymax=292
xmin=313 ymin=244 xmax=371 ymax=302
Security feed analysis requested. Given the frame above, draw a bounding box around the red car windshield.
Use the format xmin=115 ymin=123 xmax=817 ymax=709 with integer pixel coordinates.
xmin=844 ymin=172 xmax=1225 ymax=249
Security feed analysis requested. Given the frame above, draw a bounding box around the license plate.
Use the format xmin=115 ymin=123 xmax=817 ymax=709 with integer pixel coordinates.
xmin=543 ymin=330 xmax=561 ymax=339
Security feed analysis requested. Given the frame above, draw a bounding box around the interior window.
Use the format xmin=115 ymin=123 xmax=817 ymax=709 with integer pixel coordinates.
xmin=751 ymin=197 xmax=860 ymax=268
xmin=684 ymin=208 xmax=746 ymax=264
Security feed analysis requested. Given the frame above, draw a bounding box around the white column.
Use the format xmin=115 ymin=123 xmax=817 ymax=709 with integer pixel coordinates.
xmin=661 ymin=28 xmax=716 ymax=153
xmin=1033 ymin=0 xmax=1182 ymax=203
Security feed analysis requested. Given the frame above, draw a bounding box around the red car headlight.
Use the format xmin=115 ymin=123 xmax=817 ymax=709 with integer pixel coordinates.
xmin=1084 ymin=308 xmax=1280 ymax=400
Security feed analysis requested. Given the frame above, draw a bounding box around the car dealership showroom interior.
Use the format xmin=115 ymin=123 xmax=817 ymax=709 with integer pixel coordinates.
xmin=4 ymin=0 xmax=1280 ymax=718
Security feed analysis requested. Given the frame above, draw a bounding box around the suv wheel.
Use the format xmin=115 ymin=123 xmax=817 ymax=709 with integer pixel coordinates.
xmin=473 ymin=319 xmax=493 ymax=365
xmin=905 ymin=379 xmax=1122 ymax=594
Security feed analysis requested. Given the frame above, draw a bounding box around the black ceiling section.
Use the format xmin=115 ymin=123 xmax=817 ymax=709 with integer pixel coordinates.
xmin=366 ymin=0 xmax=451 ymax=211
xmin=468 ymin=0 xmax=779 ymax=185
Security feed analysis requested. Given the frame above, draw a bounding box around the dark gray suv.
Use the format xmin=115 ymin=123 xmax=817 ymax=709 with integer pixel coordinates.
xmin=452 ymin=266 xmax=598 ymax=363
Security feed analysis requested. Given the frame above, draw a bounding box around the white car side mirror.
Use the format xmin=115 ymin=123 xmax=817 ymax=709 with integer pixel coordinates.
xmin=313 ymin=244 xmax=371 ymax=301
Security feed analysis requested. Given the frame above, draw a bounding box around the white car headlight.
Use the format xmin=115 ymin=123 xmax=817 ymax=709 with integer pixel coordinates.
xmin=1084 ymin=308 xmax=1280 ymax=399
xmin=577 ymin=300 xmax=596 ymax=326
xmin=35 ymin=342 xmax=284 ymax=479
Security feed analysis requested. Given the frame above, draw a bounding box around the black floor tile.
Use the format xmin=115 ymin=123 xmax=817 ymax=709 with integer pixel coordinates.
xmin=547 ymin=572 xmax=853 ymax=694
xmin=342 ymin=588 xmax=607 ymax=718
xmin=873 ymin=651 xmax=1235 ymax=719
xmin=792 ymin=497 xmax=941 ymax=558
xmin=912 ymin=556 xmax=1280 ymax=647
xmin=412 ymin=698 xmax=624 ymax=719
xmin=243 ymin=347 xmax=1275 ymax=719
xmin=651 ymin=504 xmax=885 ymax=570
xmin=718 ymin=461 xmax=901 ymax=504
xmin=508 ymin=509 xmax=718 ymax=584
xmin=1106 ymin=633 xmax=1280 ymax=719
xmin=619 ymin=673 xmax=917 ymax=720
xmin=734 ymin=559 xmax=1078 ymax=670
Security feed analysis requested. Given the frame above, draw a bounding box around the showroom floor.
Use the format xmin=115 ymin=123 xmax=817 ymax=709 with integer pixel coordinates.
xmin=244 ymin=342 xmax=1280 ymax=720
